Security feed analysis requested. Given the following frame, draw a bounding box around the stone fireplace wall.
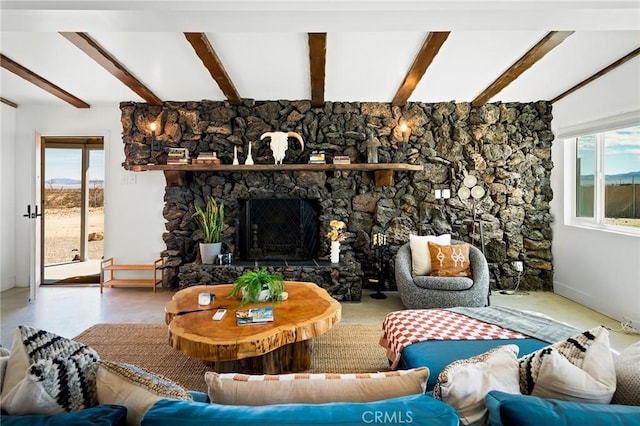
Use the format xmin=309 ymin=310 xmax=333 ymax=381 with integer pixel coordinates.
xmin=120 ymin=100 xmax=554 ymax=299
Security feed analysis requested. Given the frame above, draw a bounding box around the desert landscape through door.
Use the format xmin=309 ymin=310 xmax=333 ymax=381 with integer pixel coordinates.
xmin=42 ymin=137 xmax=104 ymax=284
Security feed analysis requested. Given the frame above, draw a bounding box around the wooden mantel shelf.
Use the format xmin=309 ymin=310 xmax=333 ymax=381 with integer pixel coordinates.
xmin=124 ymin=163 xmax=424 ymax=172
xmin=125 ymin=162 xmax=423 ymax=187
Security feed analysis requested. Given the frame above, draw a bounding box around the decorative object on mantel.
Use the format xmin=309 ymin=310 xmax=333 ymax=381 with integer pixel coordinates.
xmin=192 ymin=196 xmax=225 ymax=264
xmin=192 ymin=152 xmax=221 ymax=166
xmin=232 ymin=146 xmax=239 ymax=165
xmin=227 ymin=268 xmax=287 ymax=307
xmin=327 ymin=220 xmax=346 ymax=263
xmin=366 ymin=131 xmax=380 ymax=164
xmin=167 ymin=147 xmax=190 ymax=165
xmin=245 ymin=142 xmax=254 ymax=165
xmin=309 ymin=150 xmax=326 ymax=164
xmin=260 ymin=131 xmax=305 ymax=165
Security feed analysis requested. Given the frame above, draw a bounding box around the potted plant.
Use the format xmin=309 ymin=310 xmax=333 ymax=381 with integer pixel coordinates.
xmin=227 ymin=268 xmax=286 ymax=307
xmin=192 ymin=196 xmax=224 ymax=264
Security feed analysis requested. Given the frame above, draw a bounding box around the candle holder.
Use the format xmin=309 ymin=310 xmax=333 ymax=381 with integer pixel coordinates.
xmin=245 ymin=142 xmax=254 ymax=165
xmin=232 ymin=146 xmax=239 ymax=165
xmin=370 ymin=232 xmax=388 ymax=299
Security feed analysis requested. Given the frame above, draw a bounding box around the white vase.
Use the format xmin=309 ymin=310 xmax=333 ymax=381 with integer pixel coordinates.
xmin=330 ymin=241 xmax=340 ymax=263
xmin=199 ymin=242 xmax=222 ymax=264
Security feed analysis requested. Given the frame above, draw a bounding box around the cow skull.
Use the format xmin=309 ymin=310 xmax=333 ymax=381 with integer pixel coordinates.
xmin=260 ymin=131 xmax=305 ymax=165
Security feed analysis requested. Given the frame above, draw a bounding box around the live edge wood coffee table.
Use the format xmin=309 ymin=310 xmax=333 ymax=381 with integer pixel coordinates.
xmin=165 ymin=281 xmax=341 ymax=374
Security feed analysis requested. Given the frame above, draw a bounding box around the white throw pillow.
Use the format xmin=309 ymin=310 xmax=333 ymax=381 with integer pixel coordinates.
xmin=519 ymin=326 xmax=616 ymax=404
xmin=433 ymin=345 xmax=520 ymax=426
xmin=409 ymin=234 xmax=451 ymax=275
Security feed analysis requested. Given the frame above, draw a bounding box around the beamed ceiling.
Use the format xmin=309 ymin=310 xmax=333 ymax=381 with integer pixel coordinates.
xmin=1 ymin=1 xmax=639 ymax=109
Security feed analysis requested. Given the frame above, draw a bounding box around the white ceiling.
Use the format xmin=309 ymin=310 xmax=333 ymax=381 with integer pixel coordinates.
xmin=1 ymin=1 xmax=639 ymax=108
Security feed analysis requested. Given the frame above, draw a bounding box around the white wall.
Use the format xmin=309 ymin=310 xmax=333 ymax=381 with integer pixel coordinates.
xmin=7 ymin=104 xmax=165 ymax=288
xmin=1 ymin=104 xmax=17 ymax=291
xmin=551 ymin=57 xmax=640 ymax=323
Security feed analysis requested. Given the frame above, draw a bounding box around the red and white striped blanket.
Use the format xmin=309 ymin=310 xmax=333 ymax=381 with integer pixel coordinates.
xmin=380 ymin=309 xmax=529 ymax=369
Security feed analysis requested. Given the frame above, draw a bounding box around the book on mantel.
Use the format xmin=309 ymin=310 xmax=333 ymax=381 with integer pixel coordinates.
xmin=236 ymin=307 xmax=274 ymax=325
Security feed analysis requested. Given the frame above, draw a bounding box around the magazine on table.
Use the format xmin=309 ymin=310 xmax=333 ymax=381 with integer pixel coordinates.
xmin=236 ymin=307 xmax=274 ymax=325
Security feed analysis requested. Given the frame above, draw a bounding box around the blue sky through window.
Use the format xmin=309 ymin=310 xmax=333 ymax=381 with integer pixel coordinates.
xmin=45 ymin=148 xmax=104 ymax=183
xmin=577 ymin=125 xmax=640 ymax=179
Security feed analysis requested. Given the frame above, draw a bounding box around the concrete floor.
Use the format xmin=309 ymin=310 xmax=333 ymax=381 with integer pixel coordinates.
xmin=1 ymin=284 xmax=638 ymax=352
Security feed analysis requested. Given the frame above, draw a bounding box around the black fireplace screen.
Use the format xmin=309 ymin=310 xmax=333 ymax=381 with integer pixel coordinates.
xmin=239 ymin=198 xmax=320 ymax=260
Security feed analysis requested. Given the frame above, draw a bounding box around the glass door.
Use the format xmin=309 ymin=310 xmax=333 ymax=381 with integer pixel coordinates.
xmin=42 ymin=137 xmax=104 ymax=284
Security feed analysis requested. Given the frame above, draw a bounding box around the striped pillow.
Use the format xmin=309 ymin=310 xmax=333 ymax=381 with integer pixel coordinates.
xmin=205 ymin=367 xmax=429 ymax=405
xmin=0 ymin=326 xmax=100 ymax=415
xmin=518 ymin=326 xmax=616 ymax=404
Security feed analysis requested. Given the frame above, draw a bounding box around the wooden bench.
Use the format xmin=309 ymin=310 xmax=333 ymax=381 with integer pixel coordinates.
xmin=100 ymin=257 xmax=164 ymax=293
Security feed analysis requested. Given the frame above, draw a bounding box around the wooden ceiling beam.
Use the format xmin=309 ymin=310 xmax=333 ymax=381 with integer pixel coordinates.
xmin=308 ymin=33 xmax=327 ymax=107
xmin=184 ymin=32 xmax=241 ymax=106
xmin=1 ymin=97 xmax=18 ymax=108
xmin=472 ymin=31 xmax=574 ymax=107
xmin=60 ymin=32 xmax=162 ymax=106
xmin=551 ymin=46 xmax=640 ymax=104
xmin=392 ymin=32 xmax=450 ymax=107
xmin=0 ymin=53 xmax=89 ymax=108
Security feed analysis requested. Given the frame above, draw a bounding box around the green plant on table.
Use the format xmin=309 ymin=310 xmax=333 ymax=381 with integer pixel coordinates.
xmin=227 ymin=268 xmax=286 ymax=307
xmin=192 ymin=196 xmax=224 ymax=243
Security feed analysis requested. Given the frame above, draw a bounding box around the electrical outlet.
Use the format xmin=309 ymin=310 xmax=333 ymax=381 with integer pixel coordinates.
xmin=127 ymin=173 xmax=137 ymax=185
xmin=513 ymin=261 xmax=523 ymax=272
xmin=622 ymin=316 xmax=640 ymax=334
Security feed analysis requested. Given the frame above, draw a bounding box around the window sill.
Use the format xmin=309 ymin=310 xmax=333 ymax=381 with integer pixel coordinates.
xmin=567 ymin=220 xmax=640 ymax=237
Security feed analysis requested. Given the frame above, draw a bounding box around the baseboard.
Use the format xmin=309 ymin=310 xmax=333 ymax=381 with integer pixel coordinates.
xmin=553 ymin=280 xmax=628 ymax=324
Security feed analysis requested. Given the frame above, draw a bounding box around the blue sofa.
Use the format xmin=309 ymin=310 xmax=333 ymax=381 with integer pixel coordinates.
xmin=2 ymin=391 xmax=460 ymax=426
xmin=141 ymin=392 xmax=459 ymax=426
xmin=485 ymin=391 xmax=640 ymax=426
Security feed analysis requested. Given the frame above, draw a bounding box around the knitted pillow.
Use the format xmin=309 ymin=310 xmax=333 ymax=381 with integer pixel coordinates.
xmin=97 ymin=360 xmax=192 ymax=426
xmin=0 ymin=326 xmax=99 ymax=415
xmin=518 ymin=326 xmax=616 ymax=404
xmin=409 ymin=234 xmax=451 ymax=275
xmin=428 ymin=242 xmax=472 ymax=277
xmin=433 ymin=345 xmax=520 ymax=426
xmin=611 ymin=341 xmax=640 ymax=406
xmin=0 ymin=356 xmax=9 ymax=394
xmin=205 ymin=368 xmax=429 ymax=406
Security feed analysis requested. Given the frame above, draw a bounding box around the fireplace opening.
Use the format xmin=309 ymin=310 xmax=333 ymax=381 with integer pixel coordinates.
xmin=238 ymin=198 xmax=320 ymax=261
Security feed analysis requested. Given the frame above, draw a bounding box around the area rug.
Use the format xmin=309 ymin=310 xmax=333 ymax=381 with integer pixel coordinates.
xmin=73 ymin=323 xmax=389 ymax=393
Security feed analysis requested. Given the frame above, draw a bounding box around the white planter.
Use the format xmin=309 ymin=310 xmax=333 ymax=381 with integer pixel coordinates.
xmin=330 ymin=241 xmax=340 ymax=264
xmin=200 ymin=242 xmax=222 ymax=264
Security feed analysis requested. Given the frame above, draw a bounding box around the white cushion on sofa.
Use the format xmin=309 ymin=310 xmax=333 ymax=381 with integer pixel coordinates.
xmin=409 ymin=234 xmax=451 ymax=275
xmin=433 ymin=345 xmax=520 ymax=426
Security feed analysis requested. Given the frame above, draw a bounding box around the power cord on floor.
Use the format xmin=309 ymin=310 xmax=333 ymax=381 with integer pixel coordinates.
xmin=607 ymin=317 xmax=640 ymax=335
xmin=621 ymin=317 xmax=640 ymax=335
xmin=499 ymin=271 xmax=528 ymax=295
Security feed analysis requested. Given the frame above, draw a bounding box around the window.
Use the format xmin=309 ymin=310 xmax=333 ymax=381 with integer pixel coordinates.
xmin=574 ymin=125 xmax=640 ymax=231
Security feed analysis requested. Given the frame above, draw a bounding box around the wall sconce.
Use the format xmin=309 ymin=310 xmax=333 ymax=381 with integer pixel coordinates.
xmin=149 ymin=122 xmax=159 ymax=151
xmin=400 ymin=123 xmax=409 ymax=152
